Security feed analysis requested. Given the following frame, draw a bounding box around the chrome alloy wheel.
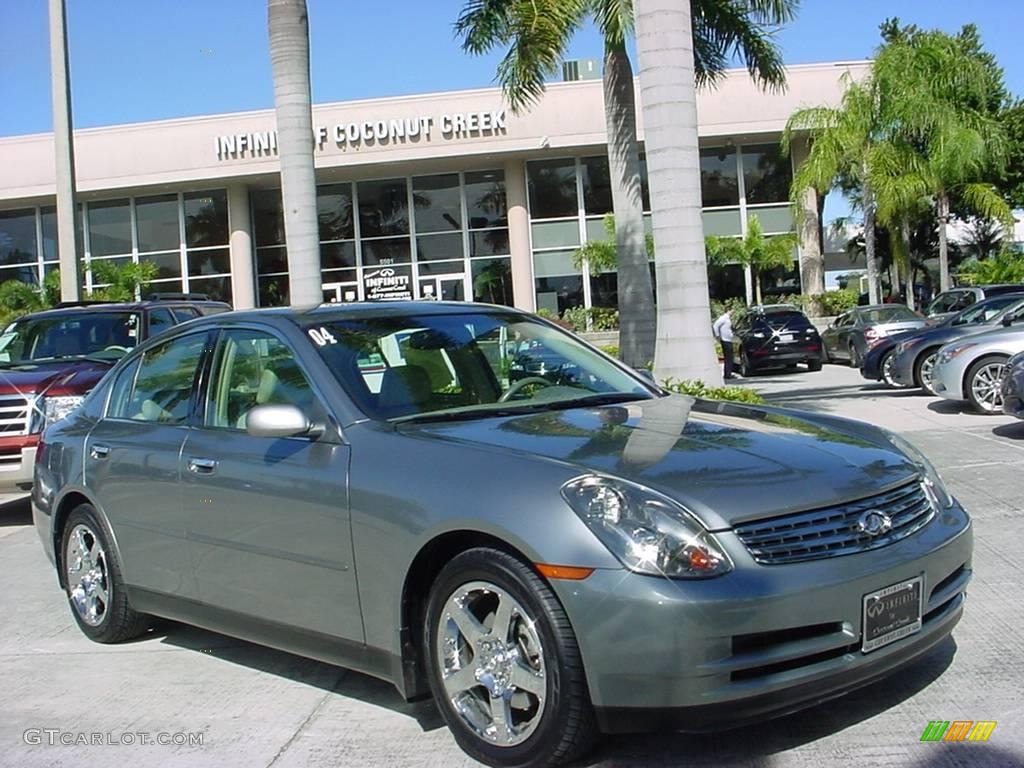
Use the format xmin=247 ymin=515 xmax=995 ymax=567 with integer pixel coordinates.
xmin=882 ymin=352 xmax=899 ymax=387
xmin=919 ymin=352 xmax=937 ymax=393
xmin=971 ymin=361 xmax=1006 ymax=412
xmin=436 ymin=581 xmax=547 ymax=746
xmin=65 ymin=524 xmax=110 ymax=626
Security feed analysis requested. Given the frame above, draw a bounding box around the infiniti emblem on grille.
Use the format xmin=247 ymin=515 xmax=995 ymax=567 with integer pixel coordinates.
xmin=856 ymin=510 xmax=893 ymax=537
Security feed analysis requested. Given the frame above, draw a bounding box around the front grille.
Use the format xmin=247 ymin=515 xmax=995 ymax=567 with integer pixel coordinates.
xmin=0 ymin=394 xmax=32 ymax=436
xmin=735 ymin=480 xmax=934 ymax=565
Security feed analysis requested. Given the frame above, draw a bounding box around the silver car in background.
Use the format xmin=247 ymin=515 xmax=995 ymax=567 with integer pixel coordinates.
xmin=932 ymin=326 xmax=1024 ymax=413
xmin=821 ymin=305 xmax=926 ymax=367
xmin=33 ymin=303 xmax=973 ymax=767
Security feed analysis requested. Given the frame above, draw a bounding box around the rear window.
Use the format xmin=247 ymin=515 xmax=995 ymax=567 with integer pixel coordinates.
xmin=760 ymin=311 xmax=812 ymax=330
xmin=860 ymin=307 xmax=919 ymax=324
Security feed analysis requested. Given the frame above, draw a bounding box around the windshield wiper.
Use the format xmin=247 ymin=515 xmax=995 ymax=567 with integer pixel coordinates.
xmin=394 ymin=392 xmax=650 ymax=425
xmin=552 ymin=392 xmax=650 ymax=409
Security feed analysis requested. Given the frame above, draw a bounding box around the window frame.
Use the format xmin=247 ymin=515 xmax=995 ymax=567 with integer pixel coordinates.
xmin=102 ymin=329 xmax=215 ymax=425
xmin=146 ymin=308 xmax=177 ymax=338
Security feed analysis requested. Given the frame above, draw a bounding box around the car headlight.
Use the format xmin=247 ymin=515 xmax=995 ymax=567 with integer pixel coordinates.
xmin=886 ymin=432 xmax=954 ymax=509
xmin=561 ymin=475 xmax=733 ymax=578
xmin=938 ymin=342 xmax=977 ymax=365
xmin=42 ymin=395 xmax=85 ymax=426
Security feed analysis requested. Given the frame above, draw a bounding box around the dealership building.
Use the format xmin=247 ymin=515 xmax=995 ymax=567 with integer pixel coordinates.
xmin=0 ymin=61 xmax=869 ymax=312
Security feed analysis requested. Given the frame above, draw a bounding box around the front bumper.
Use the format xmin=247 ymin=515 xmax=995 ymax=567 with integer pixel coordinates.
xmin=0 ymin=440 xmax=37 ymax=491
xmin=554 ymin=501 xmax=972 ymax=732
xmin=930 ymin=359 xmax=968 ymax=401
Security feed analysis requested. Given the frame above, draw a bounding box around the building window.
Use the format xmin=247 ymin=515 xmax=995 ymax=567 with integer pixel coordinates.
xmin=465 ymin=170 xmax=507 ymax=229
xmin=317 ymin=185 xmax=355 ymax=242
xmin=742 ymin=144 xmax=792 ymax=205
xmin=184 ymin=190 xmax=229 ymax=247
xmin=527 ymin=159 xmax=578 ymax=219
xmin=358 ymin=178 xmax=409 ymax=238
xmin=87 ymin=199 xmax=132 ymax=257
xmin=135 ymin=195 xmax=179 ymax=252
xmin=413 ymin=174 xmax=461 ymax=233
xmin=472 ymin=257 xmax=513 ymax=306
xmin=0 ymin=208 xmax=38 ymax=271
xmin=581 ymin=156 xmax=612 ymax=216
xmin=252 ymin=189 xmax=285 ymax=247
xmin=535 ymin=275 xmax=584 ymax=315
xmin=700 ymin=147 xmax=739 ymax=208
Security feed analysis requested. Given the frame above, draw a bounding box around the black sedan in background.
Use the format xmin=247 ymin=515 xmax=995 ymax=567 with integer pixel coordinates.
xmin=731 ymin=305 xmax=822 ymax=376
xmin=861 ymin=293 xmax=1024 ymax=387
xmin=821 ymin=305 xmax=925 ymax=368
xmin=1001 ymin=351 xmax=1024 ymax=420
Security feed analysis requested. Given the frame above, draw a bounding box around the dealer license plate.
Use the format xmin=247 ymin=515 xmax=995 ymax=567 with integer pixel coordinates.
xmin=778 ymin=333 xmax=795 ymax=342
xmin=862 ymin=577 xmax=922 ymax=653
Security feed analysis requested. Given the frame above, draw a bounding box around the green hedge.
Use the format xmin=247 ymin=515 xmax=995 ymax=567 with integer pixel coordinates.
xmin=661 ymin=378 xmax=765 ymax=404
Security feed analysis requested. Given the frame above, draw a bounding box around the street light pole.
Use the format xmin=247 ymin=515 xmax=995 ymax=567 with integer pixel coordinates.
xmin=48 ymin=0 xmax=83 ymax=302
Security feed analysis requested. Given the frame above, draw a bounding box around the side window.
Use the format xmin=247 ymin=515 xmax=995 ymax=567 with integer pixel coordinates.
xmin=172 ymin=307 xmax=200 ymax=322
xmin=836 ymin=313 xmax=852 ymax=328
xmin=106 ymin=358 xmax=142 ymax=419
xmin=147 ymin=309 xmax=176 ymax=337
xmin=123 ymin=334 xmax=209 ymax=424
xmin=951 ymin=292 xmax=975 ymax=311
xmin=205 ymin=330 xmax=316 ymax=430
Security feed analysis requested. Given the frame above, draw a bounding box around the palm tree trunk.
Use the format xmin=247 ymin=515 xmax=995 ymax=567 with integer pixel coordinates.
xmin=268 ymin=0 xmax=321 ymax=306
xmin=603 ymin=42 xmax=656 ymax=369
xmin=754 ymin=268 xmax=763 ymax=305
xmin=937 ymin=192 xmax=951 ymax=292
xmin=634 ymin=0 xmax=720 ymax=384
xmin=797 ymin=183 xmax=824 ymax=315
xmin=862 ymin=176 xmax=881 ymax=305
xmin=901 ymin=219 xmax=915 ymax=310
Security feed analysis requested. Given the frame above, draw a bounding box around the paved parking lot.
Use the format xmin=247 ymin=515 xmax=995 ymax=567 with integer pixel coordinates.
xmin=2 ymin=363 xmax=1022 ymax=768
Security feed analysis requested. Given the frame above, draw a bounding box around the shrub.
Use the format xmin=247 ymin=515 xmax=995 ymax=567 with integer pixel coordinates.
xmin=795 ymin=288 xmax=859 ymax=317
xmin=661 ymin=377 xmax=765 ymax=405
xmin=710 ymin=297 xmax=747 ymax=322
xmin=956 ymin=252 xmax=1024 ymax=286
xmin=559 ymin=306 xmax=620 ymax=332
xmin=598 ymin=344 xmax=620 ymax=358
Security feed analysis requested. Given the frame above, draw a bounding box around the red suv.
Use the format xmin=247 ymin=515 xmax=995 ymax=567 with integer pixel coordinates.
xmin=0 ymin=293 xmax=229 ymax=495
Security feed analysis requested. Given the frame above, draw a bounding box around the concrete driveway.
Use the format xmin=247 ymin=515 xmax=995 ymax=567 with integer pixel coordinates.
xmin=2 ymin=363 xmax=1022 ymax=767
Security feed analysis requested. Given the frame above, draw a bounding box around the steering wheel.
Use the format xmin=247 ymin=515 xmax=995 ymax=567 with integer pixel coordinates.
xmin=499 ymin=376 xmax=554 ymax=402
xmin=103 ymin=345 xmax=130 ymax=354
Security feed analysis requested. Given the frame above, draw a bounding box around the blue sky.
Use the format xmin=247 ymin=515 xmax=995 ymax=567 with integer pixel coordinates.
xmin=1 ymin=0 xmax=1021 ymax=138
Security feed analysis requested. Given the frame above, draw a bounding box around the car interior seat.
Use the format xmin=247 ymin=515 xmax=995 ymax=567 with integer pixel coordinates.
xmin=377 ymin=364 xmax=432 ymax=418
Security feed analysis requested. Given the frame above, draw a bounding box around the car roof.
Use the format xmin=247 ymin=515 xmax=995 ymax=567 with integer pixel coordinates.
xmin=193 ymin=301 xmax=528 ymax=326
xmin=15 ymin=299 xmax=231 ymax=321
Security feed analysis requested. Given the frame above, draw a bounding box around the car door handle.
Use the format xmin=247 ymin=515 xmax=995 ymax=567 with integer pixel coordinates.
xmin=187 ymin=457 xmax=218 ymax=474
xmin=90 ymin=444 xmax=111 ymax=460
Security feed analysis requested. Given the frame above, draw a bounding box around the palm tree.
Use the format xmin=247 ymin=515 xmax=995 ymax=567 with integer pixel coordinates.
xmin=633 ymin=0 xmax=719 ymax=382
xmin=456 ymin=0 xmax=796 ymax=373
xmin=268 ymin=0 xmax=321 ymax=306
xmin=707 ymin=215 xmax=797 ymax=305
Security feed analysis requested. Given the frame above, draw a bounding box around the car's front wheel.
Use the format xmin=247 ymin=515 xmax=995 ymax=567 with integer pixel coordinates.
xmin=424 ymin=548 xmax=597 ymax=767
xmin=914 ymin=348 xmax=940 ymax=394
xmin=880 ymin=350 xmax=900 ymax=387
xmin=966 ymin=355 xmax=1009 ymax=414
xmin=61 ymin=504 xmax=148 ymax=643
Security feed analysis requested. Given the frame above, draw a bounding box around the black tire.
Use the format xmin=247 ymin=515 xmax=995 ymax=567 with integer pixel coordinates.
xmin=914 ymin=348 xmax=940 ymax=394
xmin=807 ymin=359 xmax=823 ymax=372
xmin=739 ymin=350 xmax=756 ymax=377
xmin=60 ymin=504 xmax=148 ymax=643
xmin=424 ymin=548 xmax=598 ymax=768
xmin=848 ymin=342 xmax=862 ymax=368
xmin=964 ymin=355 xmax=1008 ymax=414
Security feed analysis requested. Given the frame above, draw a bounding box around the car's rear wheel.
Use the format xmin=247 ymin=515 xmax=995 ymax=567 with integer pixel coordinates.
xmin=965 ymin=355 xmax=1008 ymax=414
xmin=848 ymin=342 xmax=862 ymax=368
xmin=807 ymin=359 xmax=822 ymax=372
xmin=914 ymin=348 xmax=940 ymax=394
xmin=424 ymin=548 xmax=597 ymax=767
xmin=880 ymin=350 xmax=900 ymax=387
xmin=61 ymin=504 xmax=148 ymax=643
xmin=740 ymin=349 xmax=756 ymax=377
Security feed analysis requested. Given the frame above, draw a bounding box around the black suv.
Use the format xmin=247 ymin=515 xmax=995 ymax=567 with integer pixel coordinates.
xmin=0 ymin=293 xmax=230 ymax=492
xmin=731 ymin=304 xmax=823 ymax=376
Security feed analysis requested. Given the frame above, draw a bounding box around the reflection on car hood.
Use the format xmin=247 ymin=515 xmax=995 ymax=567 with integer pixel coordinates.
xmin=0 ymin=358 xmax=111 ymax=396
xmin=404 ymin=396 xmax=918 ymax=529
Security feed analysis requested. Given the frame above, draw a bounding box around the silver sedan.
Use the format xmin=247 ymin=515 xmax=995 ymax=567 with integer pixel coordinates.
xmin=33 ymin=303 xmax=973 ymax=767
xmin=932 ymin=326 xmax=1024 ymax=413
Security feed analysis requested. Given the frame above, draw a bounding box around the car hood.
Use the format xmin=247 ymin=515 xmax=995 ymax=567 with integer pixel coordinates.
xmin=403 ymin=396 xmax=919 ymax=530
xmin=904 ymin=323 xmax=992 ymax=348
xmin=0 ymin=358 xmax=112 ymax=396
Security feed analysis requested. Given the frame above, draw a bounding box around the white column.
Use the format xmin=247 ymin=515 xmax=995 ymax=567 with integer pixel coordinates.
xmin=227 ymin=185 xmax=256 ymax=309
xmin=504 ymin=158 xmax=534 ymax=312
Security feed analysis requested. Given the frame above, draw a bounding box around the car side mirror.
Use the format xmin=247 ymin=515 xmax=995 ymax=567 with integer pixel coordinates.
xmin=1002 ymin=314 xmax=1014 ymax=327
xmin=634 ymin=368 xmax=656 ymax=383
xmin=245 ymin=404 xmax=322 ymax=439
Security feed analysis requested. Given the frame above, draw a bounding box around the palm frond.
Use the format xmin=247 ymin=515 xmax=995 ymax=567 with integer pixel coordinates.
xmin=960 ymin=183 xmax=1014 ymax=226
xmin=691 ymin=0 xmax=797 ymax=91
xmin=593 ymin=0 xmax=633 ymax=47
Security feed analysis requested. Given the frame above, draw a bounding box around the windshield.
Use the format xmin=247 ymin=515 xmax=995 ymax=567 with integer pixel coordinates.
xmin=305 ymin=311 xmax=654 ymax=421
xmin=759 ymin=311 xmax=812 ymax=330
xmin=859 ymin=306 xmax=919 ymax=325
xmin=0 ymin=312 xmax=141 ymax=365
xmin=951 ymin=295 xmax=1024 ymax=326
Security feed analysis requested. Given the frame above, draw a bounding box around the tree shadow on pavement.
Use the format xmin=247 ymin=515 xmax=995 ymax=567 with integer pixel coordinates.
xmin=157 ymin=622 xmax=446 ymax=731
xmin=992 ymin=422 xmax=1024 ymax=440
xmin=0 ymin=496 xmax=31 ymax=527
xmin=583 ymin=638 xmax=958 ymax=767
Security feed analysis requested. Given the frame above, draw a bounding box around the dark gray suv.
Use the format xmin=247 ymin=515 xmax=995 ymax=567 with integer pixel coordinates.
xmin=33 ymin=302 xmax=973 ymax=767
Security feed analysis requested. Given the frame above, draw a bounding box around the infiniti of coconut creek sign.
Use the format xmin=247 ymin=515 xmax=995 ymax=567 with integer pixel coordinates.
xmin=215 ymin=109 xmax=508 ymax=160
